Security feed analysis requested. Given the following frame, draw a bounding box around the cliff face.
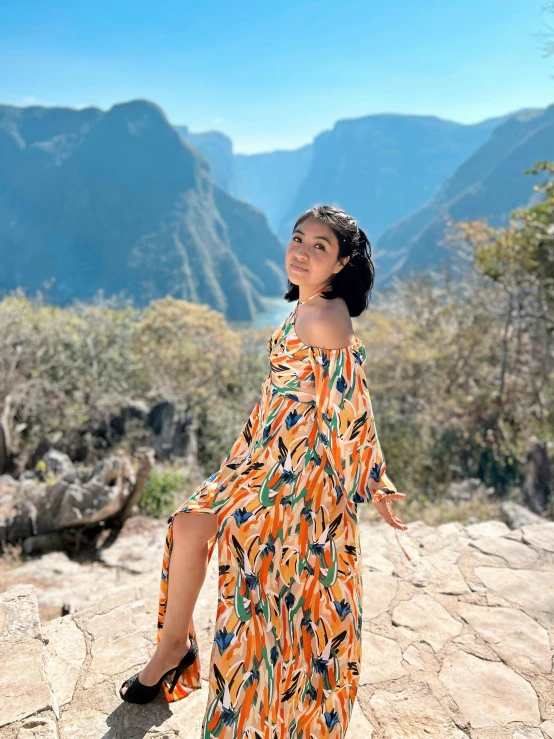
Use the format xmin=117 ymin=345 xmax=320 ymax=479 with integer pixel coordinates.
xmin=376 ymin=106 xmax=554 ymax=283
xmin=0 ymin=101 xmax=285 ymax=321
xmin=1 ymin=510 xmax=553 ymax=738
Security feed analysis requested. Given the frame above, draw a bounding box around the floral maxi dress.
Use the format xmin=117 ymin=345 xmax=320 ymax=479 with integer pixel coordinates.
xmin=157 ymin=290 xmax=399 ymax=739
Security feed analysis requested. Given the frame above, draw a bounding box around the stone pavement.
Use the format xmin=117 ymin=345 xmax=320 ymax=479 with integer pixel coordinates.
xmin=1 ymin=514 xmax=553 ymax=738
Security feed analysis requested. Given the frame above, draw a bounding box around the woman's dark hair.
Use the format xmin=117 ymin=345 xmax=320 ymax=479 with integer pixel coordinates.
xmin=283 ymin=204 xmax=375 ymax=317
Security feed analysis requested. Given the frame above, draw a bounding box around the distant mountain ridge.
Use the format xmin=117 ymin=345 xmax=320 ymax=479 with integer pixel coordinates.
xmin=176 ymin=124 xmax=237 ymax=194
xmin=375 ymin=106 xmax=554 ymax=284
xmin=1 ymin=99 xmax=551 ymax=313
xmin=176 ymin=125 xmax=314 ymax=242
xmin=177 ymin=112 xmax=513 ymax=246
xmin=0 ymin=101 xmax=285 ymax=320
xmin=276 ymin=112 xmax=512 ymax=245
xmin=176 ymin=106 xmax=551 ymax=288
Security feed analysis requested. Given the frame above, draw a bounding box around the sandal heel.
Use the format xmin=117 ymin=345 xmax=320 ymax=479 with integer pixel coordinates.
xmin=167 ymin=638 xmax=199 ymax=693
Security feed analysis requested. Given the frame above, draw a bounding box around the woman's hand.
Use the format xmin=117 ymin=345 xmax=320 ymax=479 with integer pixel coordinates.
xmin=371 ymin=492 xmax=408 ymax=530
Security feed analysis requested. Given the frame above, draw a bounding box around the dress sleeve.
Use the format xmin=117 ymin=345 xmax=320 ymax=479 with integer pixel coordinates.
xmin=308 ymin=346 xmax=398 ymax=504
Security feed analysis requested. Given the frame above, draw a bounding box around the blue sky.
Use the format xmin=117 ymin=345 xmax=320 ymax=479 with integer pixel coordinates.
xmin=1 ymin=0 xmax=553 ymax=154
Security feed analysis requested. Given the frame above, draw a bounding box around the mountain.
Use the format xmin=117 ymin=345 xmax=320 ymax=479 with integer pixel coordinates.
xmin=0 ymin=101 xmax=285 ymax=320
xmin=3 ymin=100 xmax=549 ymax=310
xmin=181 ymin=111 xmax=511 ymax=247
xmin=233 ymin=145 xmax=314 ymax=238
xmin=175 ymin=126 xmax=314 ymax=242
xmin=176 ymin=125 xmax=238 ymax=195
xmin=276 ymin=113 xmax=511 ymax=245
xmin=375 ymin=107 xmax=554 ymax=283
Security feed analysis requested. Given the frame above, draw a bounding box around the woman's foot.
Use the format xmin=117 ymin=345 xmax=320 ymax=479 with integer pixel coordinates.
xmin=120 ymin=636 xmax=192 ymax=696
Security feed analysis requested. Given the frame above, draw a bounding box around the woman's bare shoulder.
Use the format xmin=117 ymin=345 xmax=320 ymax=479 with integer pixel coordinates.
xmin=298 ymin=297 xmax=355 ymax=350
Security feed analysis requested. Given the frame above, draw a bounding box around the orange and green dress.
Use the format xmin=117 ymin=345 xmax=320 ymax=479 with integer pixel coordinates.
xmin=157 ymin=290 xmax=399 ymax=738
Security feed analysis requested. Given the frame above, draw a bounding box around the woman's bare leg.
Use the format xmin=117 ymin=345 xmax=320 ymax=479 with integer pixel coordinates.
xmin=121 ymin=511 xmax=218 ymax=693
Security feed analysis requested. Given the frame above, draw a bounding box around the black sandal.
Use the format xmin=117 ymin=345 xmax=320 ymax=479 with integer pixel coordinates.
xmin=119 ymin=636 xmax=199 ymax=704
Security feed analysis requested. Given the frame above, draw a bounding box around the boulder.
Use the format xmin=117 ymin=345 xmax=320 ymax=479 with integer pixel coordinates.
xmin=0 ymin=449 xmax=154 ymax=549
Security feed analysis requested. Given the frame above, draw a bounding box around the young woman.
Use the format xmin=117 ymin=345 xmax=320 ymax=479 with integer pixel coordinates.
xmin=120 ymin=204 xmax=407 ymax=738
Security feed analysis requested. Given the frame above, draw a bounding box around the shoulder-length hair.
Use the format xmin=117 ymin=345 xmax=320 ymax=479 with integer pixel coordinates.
xmin=283 ymin=204 xmax=375 ymax=317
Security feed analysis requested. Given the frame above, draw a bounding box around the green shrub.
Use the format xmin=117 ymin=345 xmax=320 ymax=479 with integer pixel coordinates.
xmin=139 ymin=466 xmax=190 ymax=519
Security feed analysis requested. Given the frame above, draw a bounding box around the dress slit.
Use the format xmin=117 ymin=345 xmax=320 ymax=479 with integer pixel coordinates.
xmin=157 ymin=508 xmax=219 ymax=702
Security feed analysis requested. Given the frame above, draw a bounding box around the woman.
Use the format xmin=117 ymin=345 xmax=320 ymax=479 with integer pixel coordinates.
xmin=120 ymin=204 xmax=408 ymax=738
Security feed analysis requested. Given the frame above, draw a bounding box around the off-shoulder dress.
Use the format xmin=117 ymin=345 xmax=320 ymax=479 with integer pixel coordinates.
xmin=156 ymin=290 xmax=399 ymax=739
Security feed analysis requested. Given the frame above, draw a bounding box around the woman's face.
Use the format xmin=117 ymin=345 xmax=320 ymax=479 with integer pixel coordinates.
xmin=286 ymin=218 xmax=349 ymax=289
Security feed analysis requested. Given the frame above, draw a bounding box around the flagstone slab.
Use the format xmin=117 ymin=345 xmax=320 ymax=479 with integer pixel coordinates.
xmin=474 ymin=567 xmax=554 ymax=616
xmin=457 ymin=602 xmax=552 ymax=674
xmin=392 ymin=593 xmax=463 ymax=652
xmin=438 ymin=649 xmax=541 ymax=728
